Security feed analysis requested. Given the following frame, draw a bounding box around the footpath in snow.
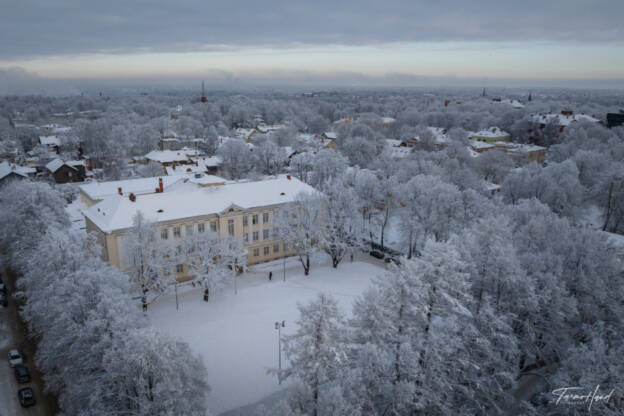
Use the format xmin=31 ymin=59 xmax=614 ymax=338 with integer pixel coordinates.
xmin=149 ymin=255 xmax=385 ymax=415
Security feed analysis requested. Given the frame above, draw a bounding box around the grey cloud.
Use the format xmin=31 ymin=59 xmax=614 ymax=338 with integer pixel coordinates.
xmin=1 ymin=0 xmax=623 ymax=59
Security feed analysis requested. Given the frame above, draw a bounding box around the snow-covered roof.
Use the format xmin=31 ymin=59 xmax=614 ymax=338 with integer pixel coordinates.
xmin=494 ymin=142 xmax=546 ymax=154
xmin=67 ymin=160 xmax=87 ymax=167
xmin=234 ymin=128 xmax=257 ymax=139
xmin=470 ymin=127 xmax=510 ymax=139
xmin=84 ymin=175 xmax=319 ymax=232
xmin=385 ymin=139 xmax=403 ymax=147
xmin=187 ymin=174 xmax=227 ymax=186
xmin=256 ymin=124 xmax=284 ymax=134
xmin=166 ymin=157 xmax=221 ymax=175
xmin=427 ymin=127 xmax=449 ymax=143
xmin=382 ymin=117 xmax=396 ymax=124
xmin=324 ymin=131 xmax=337 ymax=139
xmin=46 ymin=158 xmax=75 ymax=173
xmin=190 ymin=156 xmax=222 ymax=167
xmin=145 ymin=150 xmax=191 ymax=163
xmin=0 ymin=161 xmax=32 ymax=180
xmin=386 ymin=146 xmax=411 ymax=159
xmin=39 ymin=136 xmax=61 ymax=146
xmin=333 ymin=118 xmax=350 ymax=125
xmin=469 ymin=140 xmax=495 ymax=150
xmin=52 ymin=126 xmax=72 ymax=134
xmin=498 ymin=99 xmax=524 ymax=109
xmin=79 ymin=175 xmax=189 ymax=201
xmin=532 ymin=113 xmax=601 ymax=127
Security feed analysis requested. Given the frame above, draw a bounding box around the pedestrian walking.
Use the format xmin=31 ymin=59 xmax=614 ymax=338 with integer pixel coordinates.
xmin=269 ymin=271 xmax=273 ymax=281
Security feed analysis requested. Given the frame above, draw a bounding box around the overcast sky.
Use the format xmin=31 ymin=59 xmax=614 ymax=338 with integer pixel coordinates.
xmin=1 ymin=0 xmax=623 ymax=88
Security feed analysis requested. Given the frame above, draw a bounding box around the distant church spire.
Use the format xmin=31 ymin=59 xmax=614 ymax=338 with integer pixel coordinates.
xmin=528 ymin=91 xmax=532 ymax=102
xmin=201 ymin=81 xmax=207 ymax=103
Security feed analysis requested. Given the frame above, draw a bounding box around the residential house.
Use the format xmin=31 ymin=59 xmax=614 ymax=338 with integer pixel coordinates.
xmin=38 ymin=136 xmax=61 ymax=153
xmin=471 ymin=127 xmax=511 ymax=143
xmin=531 ymin=111 xmax=602 ymax=134
xmin=145 ymin=149 xmax=193 ymax=167
xmin=0 ymin=162 xmax=35 ymax=184
xmin=46 ymin=159 xmax=86 ymax=184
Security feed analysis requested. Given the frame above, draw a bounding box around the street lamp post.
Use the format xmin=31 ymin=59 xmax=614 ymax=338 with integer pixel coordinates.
xmin=274 ymin=320 xmax=285 ymax=384
xmin=175 ymin=282 xmax=179 ymax=311
xmin=283 ymin=255 xmax=286 ymax=282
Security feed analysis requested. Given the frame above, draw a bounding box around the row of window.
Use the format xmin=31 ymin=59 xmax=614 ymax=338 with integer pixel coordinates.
xmin=161 ymin=221 xmax=217 ymax=240
xmin=160 ymin=212 xmax=272 ymax=240
xmin=242 ymin=212 xmax=270 ymax=227
xmin=252 ymin=242 xmax=289 ymax=257
xmin=242 ymin=229 xmax=271 ymax=242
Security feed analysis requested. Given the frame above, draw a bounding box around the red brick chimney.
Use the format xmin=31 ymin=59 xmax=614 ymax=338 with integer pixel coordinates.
xmin=159 ymin=177 xmax=163 ymax=193
xmin=118 ymin=187 xmax=122 ymax=195
xmin=129 ymin=193 xmax=136 ymax=202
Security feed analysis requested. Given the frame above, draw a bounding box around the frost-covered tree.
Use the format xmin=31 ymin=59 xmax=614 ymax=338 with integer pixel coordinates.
xmin=272 ymin=192 xmax=322 ymax=275
xmin=99 ymin=326 xmax=209 ymax=416
xmin=0 ymin=180 xmax=69 ymax=271
xmin=254 ymin=140 xmax=287 ymax=175
xmin=124 ymin=211 xmax=176 ymax=311
xmin=183 ymin=232 xmax=247 ymax=301
xmin=308 ymin=149 xmax=348 ymax=189
xmin=278 ymin=293 xmax=346 ymax=416
xmin=397 ymin=174 xmax=464 ymax=258
xmin=216 ymin=138 xmax=252 ymax=179
xmin=319 ymin=180 xmax=362 ymax=267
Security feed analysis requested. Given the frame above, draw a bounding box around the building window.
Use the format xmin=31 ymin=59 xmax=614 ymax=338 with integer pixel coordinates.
xmin=228 ymin=219 xmax=234 ymax=236
xmin=253 ymin=248 xmax=260 ymax=257
xmin=243 ymin=216 xmax=248 ymax=227
xmin=263 ymin=212 xmax=269 ymax=223
xmin=264 ymin=246 xmax=270 ymax=256
xmin=210 ymin=221 xmax=217 ymax=232
xmin=263 ymin=229 xmax=269 ymax=239
xmin=243 ymin=233 xmax=249 ymax=242
xmin=252 ymin=214 xmax=258 ymax=225
xmin=176 ymin=264 xmax=184 ymax=273
xmin=253 ymin=231 xmax=259 ymax=241
xmin=186 ymin=225 xmax=193 ymax=235
xmin=273 ymin=244 xmax=280 ymax=253
xmin=198 ymin=223 xmax=205 ymax=233
xmin=173 ymin=226 xmax=181 ymax=238
xmin=161 ymin=229 xmax=168 ymax=240
xmin=283 ymin=243 xmax=289 ymax=251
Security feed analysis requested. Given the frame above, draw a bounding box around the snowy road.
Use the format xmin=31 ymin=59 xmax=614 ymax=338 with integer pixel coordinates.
xmin=150 ymin=254 xmax=385 ymax=415
xmin=0 ymin=270 xmax=57 ymax=416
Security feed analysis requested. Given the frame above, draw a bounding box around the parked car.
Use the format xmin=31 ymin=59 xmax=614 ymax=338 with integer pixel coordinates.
xmin=369 ymin=250 xmax=385 ymax=259
xmin=14 ymin=365 xmax=31 ymax=383
xmin=0 ymin=291 xmax=7 ymax=307
xmin=8 ymin=349 xmax=24 ymax=367
xmin=384 ymin=256 xmax=401 ymax=266
xmin=18 ymin=387 xmax=36 ymax=407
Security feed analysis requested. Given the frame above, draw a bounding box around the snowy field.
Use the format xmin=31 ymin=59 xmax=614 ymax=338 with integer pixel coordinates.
xmin=149 ymin=255 xmax=385 ymax=415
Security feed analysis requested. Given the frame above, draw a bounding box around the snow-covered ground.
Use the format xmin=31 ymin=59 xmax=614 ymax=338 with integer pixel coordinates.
xmin=149 ymin=255 xmax=384 ymax=415
xmin=65 ymin=198 xmax=87 ymax=233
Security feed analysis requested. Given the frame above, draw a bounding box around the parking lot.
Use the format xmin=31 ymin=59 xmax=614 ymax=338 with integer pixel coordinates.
xmin=0 ymin=269 xmax=57 ymax=416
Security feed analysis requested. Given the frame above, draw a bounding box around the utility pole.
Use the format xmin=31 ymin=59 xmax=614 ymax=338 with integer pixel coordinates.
xmin=283 ymin=255 xmax=286 ymax=282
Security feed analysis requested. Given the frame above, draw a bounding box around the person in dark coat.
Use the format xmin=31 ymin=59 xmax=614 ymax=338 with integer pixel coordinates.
xmin=269 ymin=271 xmax=273 ymax=281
